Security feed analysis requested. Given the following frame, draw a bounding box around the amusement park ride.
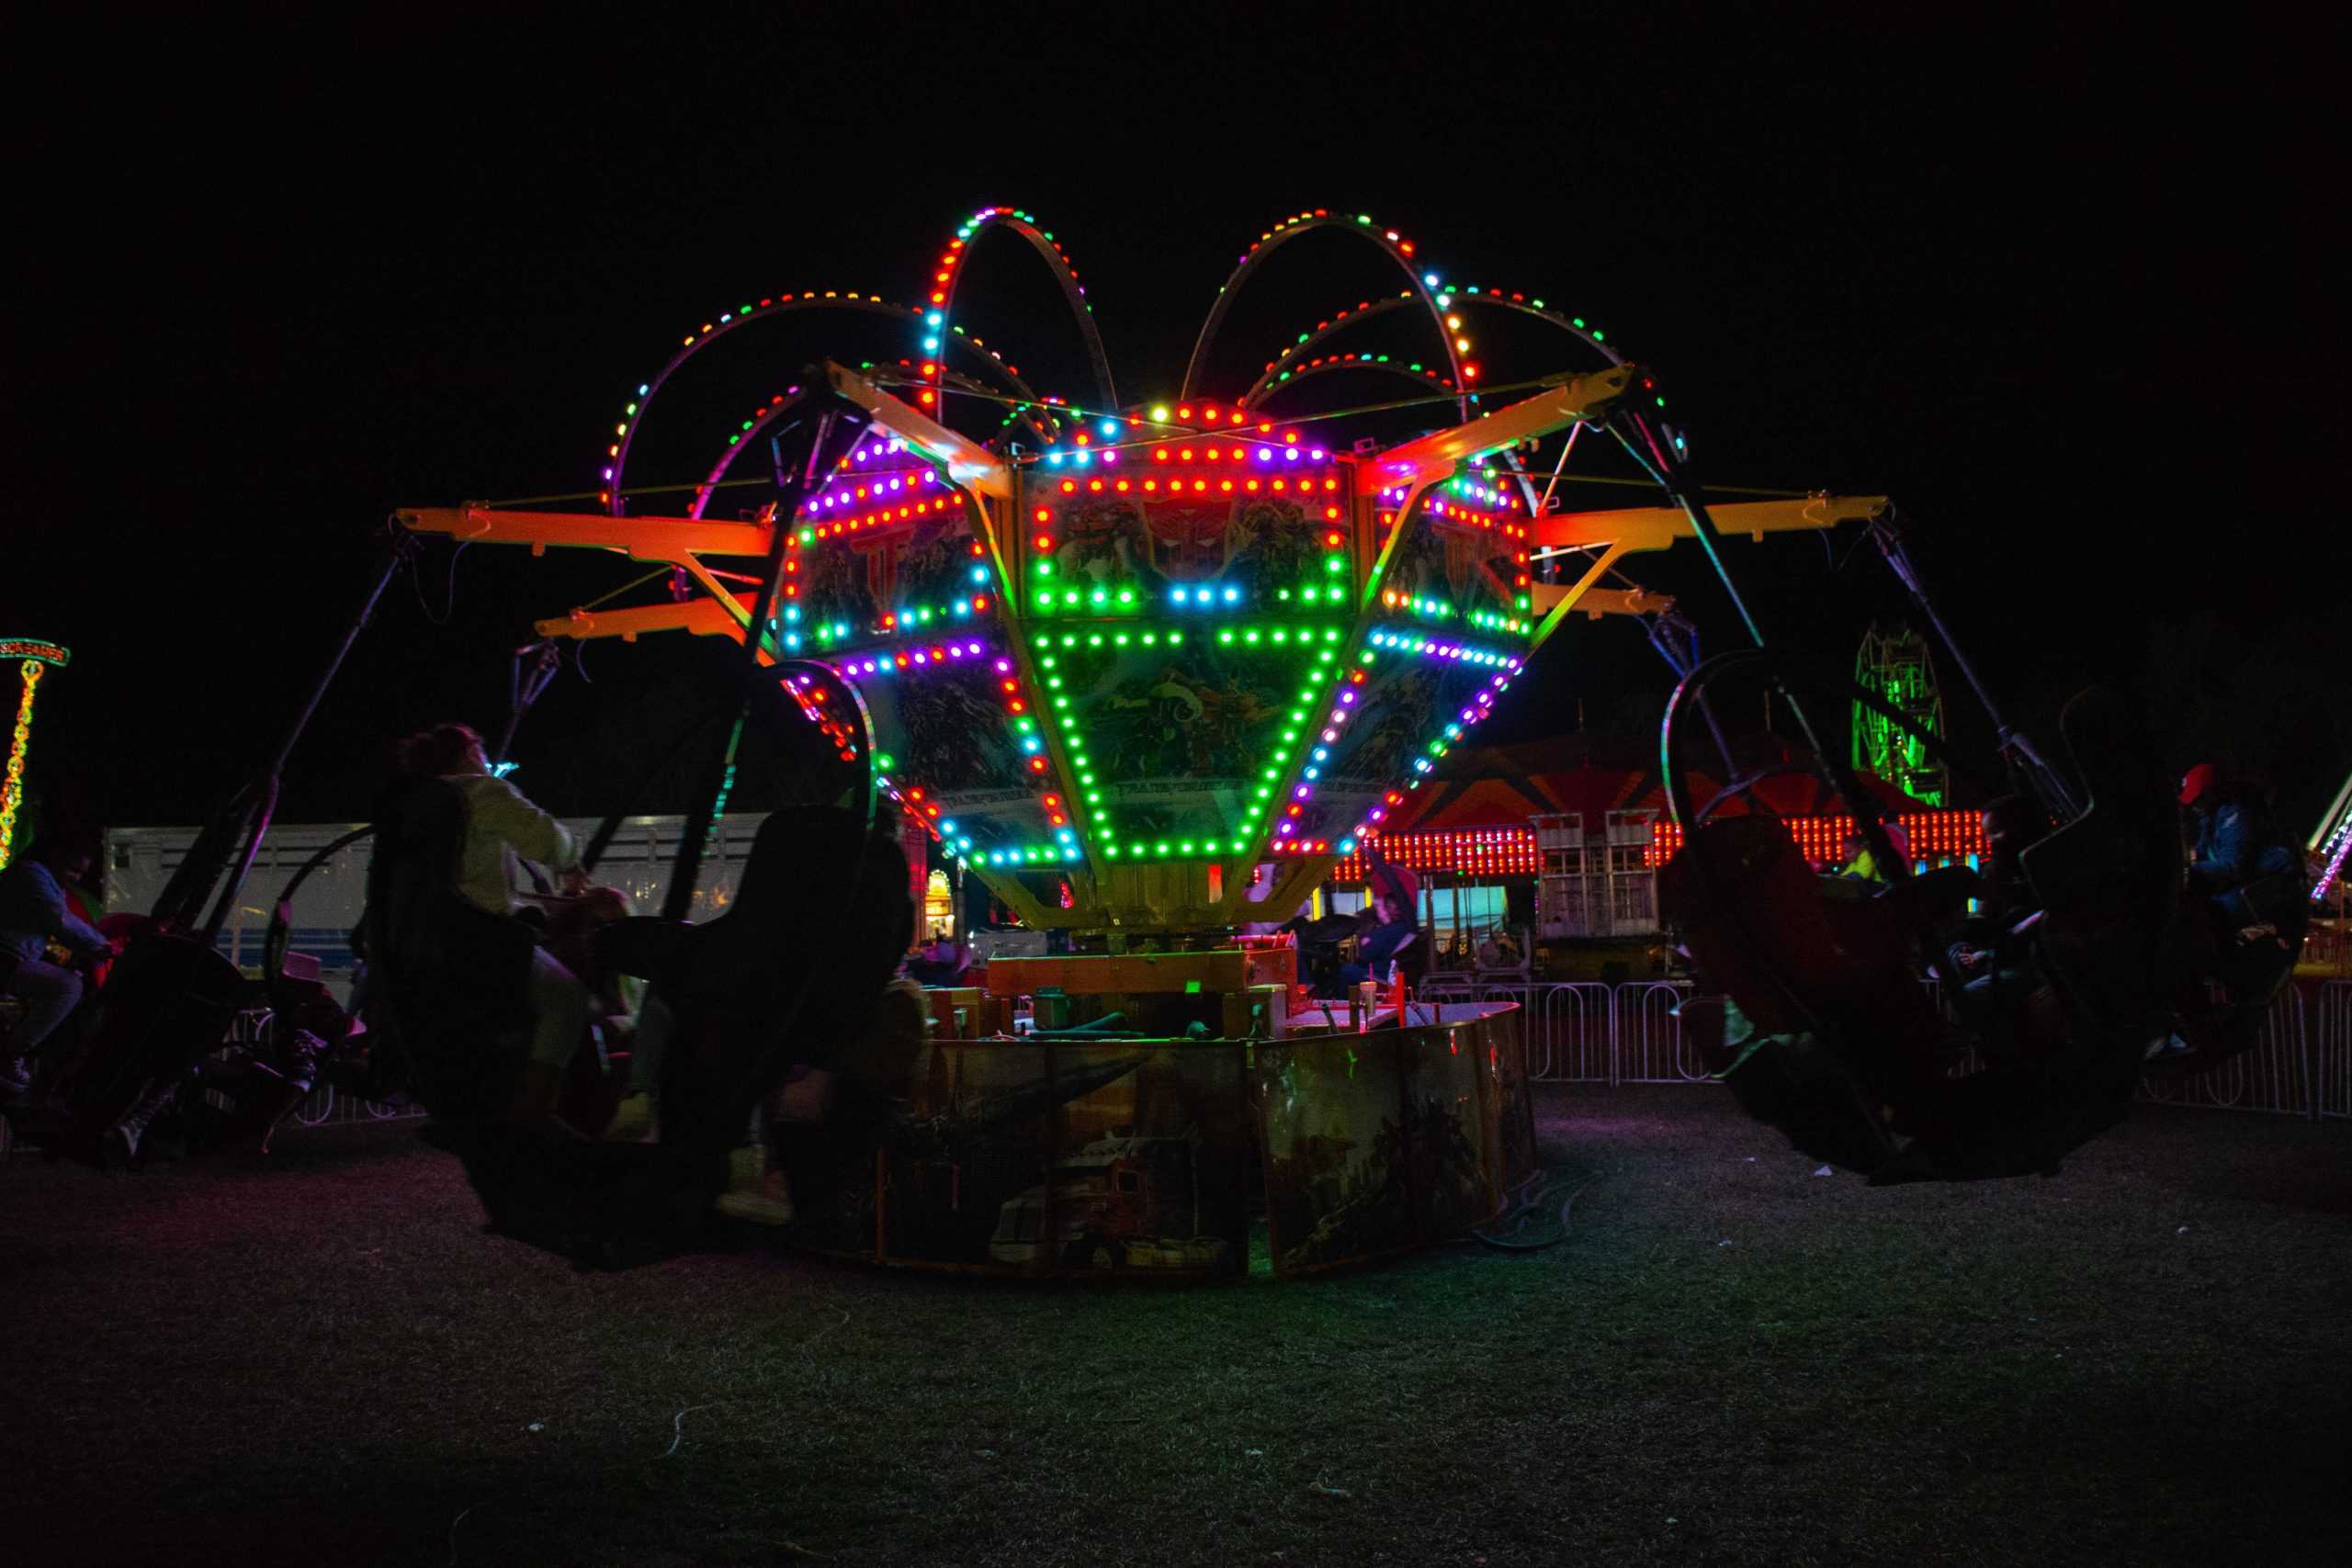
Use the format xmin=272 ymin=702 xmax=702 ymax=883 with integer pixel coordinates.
xmin=22 ymin=207 xmax=2302 ymax=1270
xmin=396 ymin=209 xmax=1886 ymax=938
xmin=1 ymin=639 xmax=71 ymax=872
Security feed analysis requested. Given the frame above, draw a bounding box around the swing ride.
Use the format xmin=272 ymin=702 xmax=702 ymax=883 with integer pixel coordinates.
xmin=21 ymin=205 xmax=2301 ymax=1271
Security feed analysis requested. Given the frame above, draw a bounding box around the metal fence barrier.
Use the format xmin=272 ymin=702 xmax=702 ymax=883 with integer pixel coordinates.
xmin=1422 ymin=977 xmax=1618 ymax=1081
xmin=2137 ymin=987 xmax=2313 ymax=1117
xmin=1418 ymin=975 xmax=2347 ymax=1119
xmin=2317 ymin=981 xmax=2352 ymax=1120
xmin=1614 ymin=981 xmax=1716 ymax=1083
xmin=199 ymin=1009 xmax=424 ymax=1130
xmin=14 ymin=980 xmax=2347 ymax=1161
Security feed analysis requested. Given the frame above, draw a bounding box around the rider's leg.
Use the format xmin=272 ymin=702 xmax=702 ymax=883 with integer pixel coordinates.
xmin=2 ymin=957 xmax=85 ymax=1061
xmin=506 ymin=947 xmax=591 ymax=1128
xmin=599 ymin=992 xmax=672 ymax=1141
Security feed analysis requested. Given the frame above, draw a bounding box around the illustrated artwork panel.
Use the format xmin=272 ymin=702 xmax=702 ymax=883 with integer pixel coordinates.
xmin=1046 ymin=637 xmax=1333 ymax=848
xmin=1257 ymin=1034 xmax=1419 ymax=1274
xmin=1399 ymin=1024 xmax=1494 ymax=1239
xmin=1039 ymin=1042 xmax=1250 ymax=1278
xmin=846 ymin=1039 xmax=1057 ymax=1269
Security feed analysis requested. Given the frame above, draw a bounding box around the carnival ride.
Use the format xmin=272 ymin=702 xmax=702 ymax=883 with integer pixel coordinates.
xmin=380 ymin=205 xmax=2297 ymax=1214
xmin=0 ymin=638 xmax=71 ymax=871
xmin=1854 ymin=623 xmax=1948 ymax=807
xmin=359 ymin=205 xmax=1900 ymax=1262
xmin=397 ymin=207 xmax=1886 ymax=939
xmin=19 ymin=206 xmax=2299 ymax=1263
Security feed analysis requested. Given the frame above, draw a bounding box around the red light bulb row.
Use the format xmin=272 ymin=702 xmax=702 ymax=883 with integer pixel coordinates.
xmin=781 ymin=676 xmax=862 ymax=767
xmin=1329 ymin=828 xmax=1542 ymax=881
xmin=801 ymin=493 xmax=951 ymax=541
xmin=1647 ymin=812 xmax=1988 ymax=868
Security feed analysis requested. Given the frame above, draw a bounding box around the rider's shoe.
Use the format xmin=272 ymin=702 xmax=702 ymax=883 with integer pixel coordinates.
xmin=715 ymin=1146 xmax=794 ymax=1226
xmin=108 ymin=1112 xmax=150 ymax=1166
xmin=2143 ymin=1031 xmax=2193 ymax=1064
xmin=106 ymin=1078 xmax=181 ymax=1167
xmin=1 ymin=1058 xmax=31 ymax=1097
xmin=599 ymin=1091 xmax=657 ymax=1143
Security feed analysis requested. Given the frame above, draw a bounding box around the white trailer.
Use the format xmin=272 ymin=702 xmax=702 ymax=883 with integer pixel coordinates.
xmin=102 ymin=815 xmax=775 ymax=1002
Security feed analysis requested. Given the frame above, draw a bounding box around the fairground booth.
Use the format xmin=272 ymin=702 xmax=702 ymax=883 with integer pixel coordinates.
xmin=1319 ymin=732 xmax=1993 ymax=980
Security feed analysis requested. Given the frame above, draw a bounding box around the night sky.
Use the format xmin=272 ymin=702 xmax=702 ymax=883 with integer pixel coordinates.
xmin=10 ymin=11 xmax=2343 ymax=836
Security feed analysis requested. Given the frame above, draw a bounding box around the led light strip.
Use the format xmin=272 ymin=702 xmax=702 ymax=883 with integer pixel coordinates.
xmin=0 ymin=660 xmax=49 ymax=871
xmin=1244 ymin=285 xmax=1626 ymax=409
xmin=1364 ymin=627 xmax=1526 ymax=669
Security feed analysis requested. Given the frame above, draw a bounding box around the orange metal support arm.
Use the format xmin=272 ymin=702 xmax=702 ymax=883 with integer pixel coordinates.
xmin=820 ymin=361 xmax=1013 ymax=501
xmin=1526 ymin=495 xmax=1887 ymax=642
xmin=531 ymin=593 xmax=757 ymax=645
xmin=1367 ymin=365 xmax=1639 ymax=493
xmin=397 ymin=507 xmax=776 ymax=563
xmin=1533 ymin=495 xmax=1887 ymax=554
xmin=1532 ymin=584 xmax=1678 ymax=621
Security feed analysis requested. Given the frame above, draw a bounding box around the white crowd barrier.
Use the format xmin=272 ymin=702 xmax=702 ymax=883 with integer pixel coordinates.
xmin=2137 ymin=987 xmax=2313 ymax=1117
xmin=2317 ymin=981 xmax=2352 ymax=1120
xmin=1417 ymin=976 xmax=2348 ymax=1119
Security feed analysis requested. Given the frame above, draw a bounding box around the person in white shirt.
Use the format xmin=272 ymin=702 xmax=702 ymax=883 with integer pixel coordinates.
xmin=397 ymin=723 xmax=591 ymax=1128
xmin=0 ymin=834 xmax=113 ymax=1091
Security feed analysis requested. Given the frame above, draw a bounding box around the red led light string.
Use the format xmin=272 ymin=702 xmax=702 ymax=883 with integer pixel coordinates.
xmin=1647 ymin=812 xmax=1988 ymax=869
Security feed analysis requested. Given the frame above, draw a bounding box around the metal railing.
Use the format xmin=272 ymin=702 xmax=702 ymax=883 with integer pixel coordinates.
xmin=2137 ymin=987 xmax=2313 ymax=1117
xmin=1414 ymin=977 xmax=2349 ymax=1120
xmin=1614 ymin=981 xmax=1715 ymax=1083
xmin=16 ymin=980 xmax=2347 ymax=1161
xmin=202 ymin=1008 xmax=424 ymax=1129
xmin=2316 ymin=981 xmax=2352 ymax=1120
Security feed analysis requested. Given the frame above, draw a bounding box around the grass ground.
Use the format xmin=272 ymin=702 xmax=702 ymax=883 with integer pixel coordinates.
xmin=4 ymin=1086 xmax=2348 ymax=1567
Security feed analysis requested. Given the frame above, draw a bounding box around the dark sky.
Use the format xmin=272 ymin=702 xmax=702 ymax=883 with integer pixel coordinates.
xmin=7 ymin=8 xmax=2344 ymax=833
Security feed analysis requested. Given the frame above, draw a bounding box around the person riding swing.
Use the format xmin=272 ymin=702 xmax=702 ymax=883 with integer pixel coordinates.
xmin=395 ymin=723 xmax=594 ymax=1130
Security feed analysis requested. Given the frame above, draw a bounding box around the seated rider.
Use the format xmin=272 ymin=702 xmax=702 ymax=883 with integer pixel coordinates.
xmin=1838 ymin=810 xmax=1912 ymax=883
xmin=2178 ymin=762 xmax=2308 ymax=1002
xmin=601 ymin=804 xmax=910 ymax=1151
xmin=0 ymin=830 xmax=113 ymax=1096
xmin=396 ymin=723 xmax=593 ymax=1128
xmin=1337 ymin=893 xmax=1420 ymax=990
xmin=905 ymin=930 xmax=967 ymax=987
xmin=1945 ymin=795 xmax=2057 ymax=1052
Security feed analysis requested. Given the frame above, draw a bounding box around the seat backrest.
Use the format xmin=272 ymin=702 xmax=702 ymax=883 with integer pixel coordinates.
xmin=1661 ymin=815 xmax=1842 ymax=1033
xmin=650 ymin=809 xmax=913 ymax=1153
xmin=2018 ymin=686 xmax=2180 ymax=1045
xmin=361 ymin=777 xmax=537 ymax=1108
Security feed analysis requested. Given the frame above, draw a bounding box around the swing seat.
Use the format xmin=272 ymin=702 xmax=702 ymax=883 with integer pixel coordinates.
xmin=1663 ymin=815 xmax=1946 ymax=1052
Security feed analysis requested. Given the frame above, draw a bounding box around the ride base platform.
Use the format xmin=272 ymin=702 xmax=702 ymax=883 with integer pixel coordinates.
xmin=786 ymin=949 xmax=1539 ymax=1280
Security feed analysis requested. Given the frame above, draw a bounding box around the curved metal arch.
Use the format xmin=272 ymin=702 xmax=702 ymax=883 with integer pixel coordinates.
xmin=929 ymin=209 xmax=1118 ymax=413
xmin=1181 ymin=213 xmax=1465 ymax=416
xmin=1240 ymin=290 xmax=1626 ymax=409
xmin=605 ymin=294 xmax=1041 ymax=514
xmin=1242 ymin=355 xmax=1461 ymax=411
xmin=687 ymin=367 xmax=1042 ymax=521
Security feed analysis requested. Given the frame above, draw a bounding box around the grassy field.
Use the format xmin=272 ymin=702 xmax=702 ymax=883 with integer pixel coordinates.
xmin=4 ymin=1085 xmax=2348 ymax=1566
